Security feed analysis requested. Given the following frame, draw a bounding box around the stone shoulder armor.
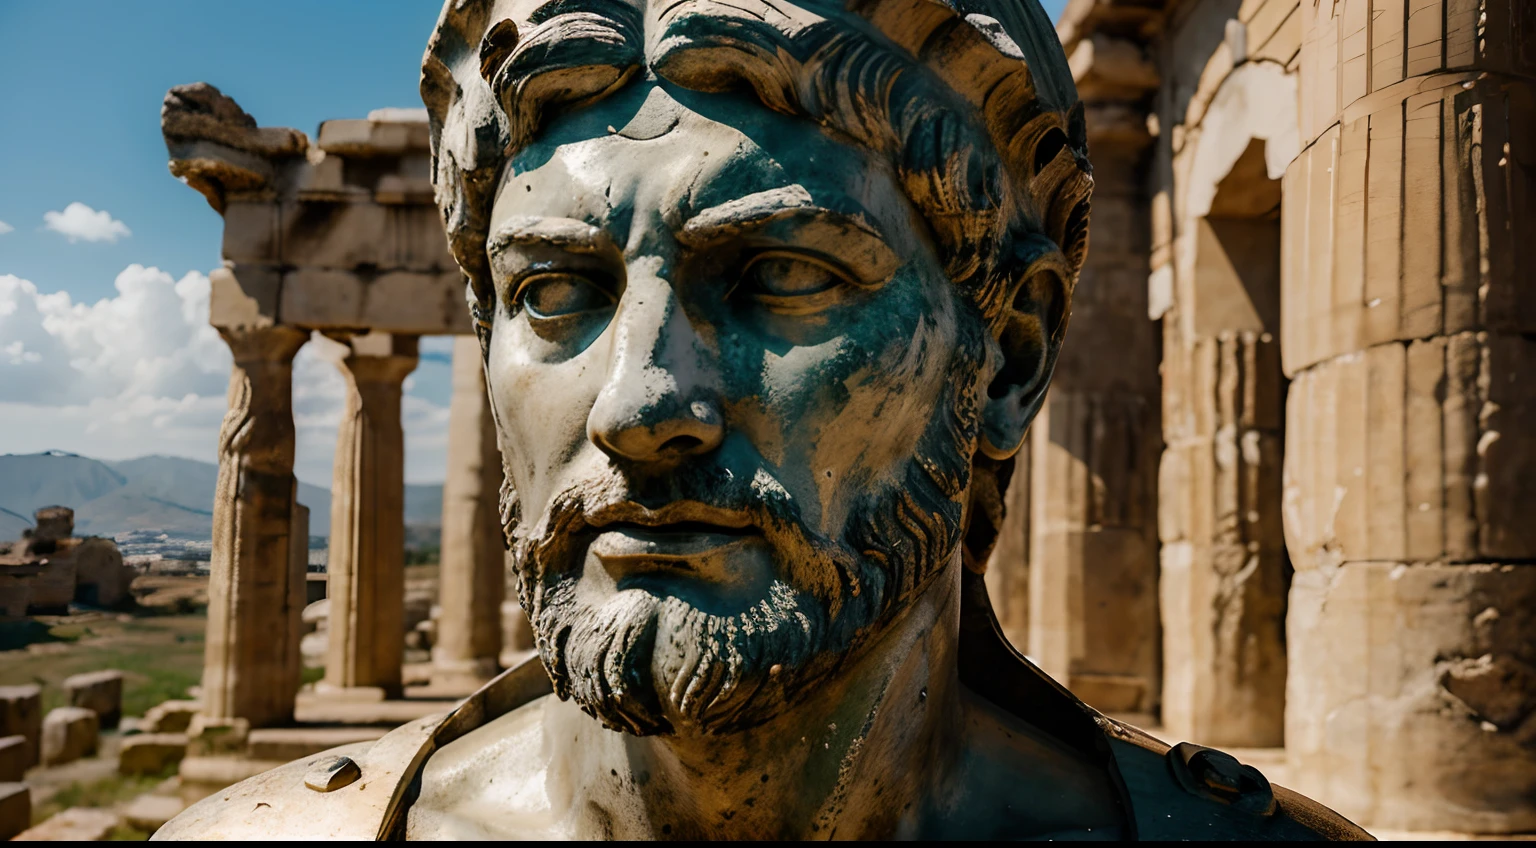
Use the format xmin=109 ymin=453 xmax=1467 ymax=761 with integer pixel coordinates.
xmin=154 ymin=659 xmax=1372 ymax=841
xmin=153 ymin=661 xmax=555 ymax=841
xmin=150 ymin=714 xmax=445 ymax=841
xmin=1097 ymin=719 xmax=1374 ymax=841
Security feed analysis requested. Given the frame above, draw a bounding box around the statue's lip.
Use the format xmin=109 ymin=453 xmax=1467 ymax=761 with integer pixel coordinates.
xmin=585 ymin=500 xmax=758 ymax=533
xmin=586 ymin=502 xmax=766 ymax=580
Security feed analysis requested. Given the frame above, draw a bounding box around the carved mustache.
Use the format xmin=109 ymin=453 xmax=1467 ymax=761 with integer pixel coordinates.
xmin=515 ymin=463 xmax=867 ymax=615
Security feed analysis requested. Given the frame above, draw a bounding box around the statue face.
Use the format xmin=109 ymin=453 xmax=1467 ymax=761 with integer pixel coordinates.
xmin=487 ymin=82 xmax=989 ymax=735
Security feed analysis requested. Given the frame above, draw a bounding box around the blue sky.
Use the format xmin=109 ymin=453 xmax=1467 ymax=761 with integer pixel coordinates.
xmin=0 ymin=0 xmax=442 ymax=305
xmin=0 ymin=0 xmax=1069 ymax=485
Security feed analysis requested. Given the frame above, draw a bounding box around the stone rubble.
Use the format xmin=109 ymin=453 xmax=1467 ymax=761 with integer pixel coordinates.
xmin=40 ymin=706 xmax=99 ymax=767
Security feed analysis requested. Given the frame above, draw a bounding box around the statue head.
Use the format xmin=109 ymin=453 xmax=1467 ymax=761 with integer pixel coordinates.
xmin=423 ymin=0 xmax=1090 ymax=737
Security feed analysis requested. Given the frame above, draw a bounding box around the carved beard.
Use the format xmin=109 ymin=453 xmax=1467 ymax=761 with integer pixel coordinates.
xmin=503 ymin=338 xmax=986 ymax=737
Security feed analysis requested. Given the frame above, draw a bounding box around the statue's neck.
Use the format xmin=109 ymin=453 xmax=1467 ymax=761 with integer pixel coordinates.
xmin=543 ymin=566 xmax=964 ymax=839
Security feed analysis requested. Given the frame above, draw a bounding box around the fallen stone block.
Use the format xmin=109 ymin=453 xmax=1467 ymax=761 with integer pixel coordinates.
xmin=0 ymin=782 xmax=29 ymax=841
xmin=0 ymin=684 xmax=41 ymax=768
xmin=185 ymin=716 xmax=248 ymax=758
xmin=177 ymin=756 xmax=290 ymax=805
xmin=246 ymin=726 xmax=386 ymax=762
xmin=41 ymin=706 xmax=98 ymax=766
xmin=64 ymin=670 xmax=124 ymax=730
xmin=118 ymin=733 xmax=187 ymax=776
xmin=141 ymin=699 xmax=199 ymax=734
xmin=0 ymin=735 xmax=26 ymax=781
xmin=121 ymin=793 xmax=186 ymax=833
xmin=15 ymin=806 xmax=119 ymax=841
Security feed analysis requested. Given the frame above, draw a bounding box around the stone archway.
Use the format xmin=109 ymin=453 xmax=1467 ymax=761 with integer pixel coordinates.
xmin=1159 ymin=60 xmax=1296 ymax=748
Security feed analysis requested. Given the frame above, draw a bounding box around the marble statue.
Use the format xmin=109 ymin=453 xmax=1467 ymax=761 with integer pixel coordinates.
xmin=157 ymin=0 xmax=1371 ymax=840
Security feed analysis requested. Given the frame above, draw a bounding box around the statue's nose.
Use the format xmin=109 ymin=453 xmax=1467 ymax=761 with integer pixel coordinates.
xmin=587 ymin=277 xmax=724 ymax=464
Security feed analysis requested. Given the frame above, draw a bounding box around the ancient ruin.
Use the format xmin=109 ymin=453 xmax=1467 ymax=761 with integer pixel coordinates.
xmin=0 ymin=507 xmax=135 ymax=617
xmin=157 ymin=83 xmax=526 ymax=747
xmin=21 ymin=0 xmax=1504 ymax=841
xmin=1002 ymin=0 xmax=1536 ymax=834
xmin=148 ymin=0 xmax=1377 ymax=840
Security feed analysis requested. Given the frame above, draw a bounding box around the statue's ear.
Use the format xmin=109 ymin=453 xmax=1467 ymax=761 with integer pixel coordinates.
xmin=978 ymin=233 xmax=1072 ymax=460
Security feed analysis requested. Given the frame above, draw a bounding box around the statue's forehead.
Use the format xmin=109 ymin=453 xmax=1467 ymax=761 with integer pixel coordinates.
xmin=495 ymin=84 xmax=890 ymax=230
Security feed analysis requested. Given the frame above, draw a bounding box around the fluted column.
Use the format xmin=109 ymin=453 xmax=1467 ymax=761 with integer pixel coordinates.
xmin=1280 ymin=0 xmax=1536 ymax=832
xmin=1158 ymin=330 xmax=1287 ymax=747
xmin=323 ymin=332 xmax=418 ymax=696
xmin=202 ymin=325 xmax=308 ymax=727
xmin=430 ymin=336 xmax=505 ymax=693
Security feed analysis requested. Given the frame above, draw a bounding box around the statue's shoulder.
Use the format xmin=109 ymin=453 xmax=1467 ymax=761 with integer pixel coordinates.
xmin=153 ymin=661 xmax=554 ymax=842
xmin=151 ymin=713 xmax=447 ymax=841
xmin=1097 ymin=719 xmax=1374 ymax=842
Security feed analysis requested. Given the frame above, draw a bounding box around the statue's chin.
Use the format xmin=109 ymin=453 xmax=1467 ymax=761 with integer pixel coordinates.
xmin=536 ymin=578 xmax=846 ymax=737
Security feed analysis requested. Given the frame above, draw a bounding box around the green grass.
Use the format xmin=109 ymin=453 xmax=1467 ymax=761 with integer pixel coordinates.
xmin=0 ymin=614 xmax=205 ymax=716
xmin=33 ymin=764 xmax=179 ymax=825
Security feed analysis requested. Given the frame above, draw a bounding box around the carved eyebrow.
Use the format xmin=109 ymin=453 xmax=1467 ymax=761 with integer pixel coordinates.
xmin=679 ymin=186 xmax=900 ymax=281
xmin=488 ymin=215 xmax=615 ymax=255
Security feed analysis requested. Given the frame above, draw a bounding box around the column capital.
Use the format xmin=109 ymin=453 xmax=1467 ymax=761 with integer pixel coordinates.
xmin=216 ymin=324 xmax=308 ymax=365
xmin=334 ymin=332 xmax=419 ymax=384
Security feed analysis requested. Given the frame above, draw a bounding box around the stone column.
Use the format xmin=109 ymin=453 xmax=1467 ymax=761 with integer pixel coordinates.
xmin=201 ymin=325 xmax=308 ymax=727
xmin=284 ymin=502 xmax=309 ymax=702
xmin=430 ymin=337 xmax=505 ymax=694
xmin=1025 ymin=101 xmax=1163 ymax=716
xmin=323 ymin=332 xmax=418 ymax=697
xmin=1150 ymin=52 xmax=1299 ymax=750
xmin=1158 ymin=329 xmax=1287 ymax=747
xmin=1281 ymin=1 xmax=1536 ymax=832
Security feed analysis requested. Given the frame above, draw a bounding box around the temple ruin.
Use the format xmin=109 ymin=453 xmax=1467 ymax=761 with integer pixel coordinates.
xmin=158 ymin=84 xmax=526 ymax=783
xmin=986 ymin=0 xmax=1536 ymax=834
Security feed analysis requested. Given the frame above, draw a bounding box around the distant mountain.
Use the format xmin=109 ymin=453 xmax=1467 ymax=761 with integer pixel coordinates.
xmin=0 ymin=506 xmax=31 ymax=540
xmin=0 ymin=451 xmax=442 ymax=541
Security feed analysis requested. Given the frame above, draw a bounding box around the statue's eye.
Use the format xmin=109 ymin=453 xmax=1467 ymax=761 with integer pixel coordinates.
xmin=516 ymin=273 xmax=614 ymax=319
xmin=740 ymin=252 xmax=850 ymax=302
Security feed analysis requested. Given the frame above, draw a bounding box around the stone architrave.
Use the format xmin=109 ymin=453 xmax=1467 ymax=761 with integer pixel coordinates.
xmin=0 ymin=685 xmax=41 ymax=770
xmin=430 ymin=336 xmax=506 ymax=692
xmin=64 ymin=670 xmax=124 ymax=730
xmin=201 ymin=325 xmax=309 ymax=729
xmin=323 ymin=332 xmax=419 ymax=696
xmin=41 ymin=706 xmax=98 ymax=766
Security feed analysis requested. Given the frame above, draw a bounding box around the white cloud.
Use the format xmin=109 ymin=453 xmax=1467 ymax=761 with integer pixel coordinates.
xmin=0 ymin=221 xmax=13 ymax=235
xmin=0 ymin=267 xmax=452 ymax=486
xmin=42 ymin=202 xmax=131 ymax=243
